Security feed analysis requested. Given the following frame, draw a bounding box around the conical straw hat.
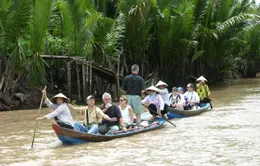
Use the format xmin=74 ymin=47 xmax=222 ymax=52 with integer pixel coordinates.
xmin=196 ymin=76 xmax=207 ymax=82
xmin=146 ymin=85 xmax=160 ymax=92
xmin=155 ymin=80 xmax=168 ymax=87
xmin=51 ymin=93 xmax=70 ymax=103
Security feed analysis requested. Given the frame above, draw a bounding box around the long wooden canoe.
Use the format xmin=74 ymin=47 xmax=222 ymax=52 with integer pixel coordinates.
xmin=167 ymin=103 xmax=211 ymax=119
xmin=52 ymin=117 xmax=165 ymax=144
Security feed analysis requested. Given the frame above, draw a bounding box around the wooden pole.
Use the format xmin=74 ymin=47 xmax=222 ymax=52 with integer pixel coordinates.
xmin=86 ymin=61 xmax=89 ymax=95
xmin=31 ymin=86 xmax=47 ymax=148
xmin=76 ymin=62 xmax=81 ymax=101
xmin=82 ymin=60 xmax=86 ymax=103
xmin=116 ymin=53 xmax=120 ymax=101
xmin=89 ymin=62 xmax=92 ymax=94
xmin=67 ymin=61 xmax=72 ymax=99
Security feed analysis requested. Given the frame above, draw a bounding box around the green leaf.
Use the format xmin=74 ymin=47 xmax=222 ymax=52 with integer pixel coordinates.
xmin=191 ymin=50 xmax=205 ymax=63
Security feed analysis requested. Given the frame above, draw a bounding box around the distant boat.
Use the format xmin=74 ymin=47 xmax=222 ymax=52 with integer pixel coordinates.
xmin=52 ymin=117 xmax=165 ymax=144
xmin=167 ymin=103 xmax=211 ymax=119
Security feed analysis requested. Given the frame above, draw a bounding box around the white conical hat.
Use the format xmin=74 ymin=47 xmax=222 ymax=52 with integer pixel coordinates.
xmin=155 ymin=80 xmax=168 ymax=87
xmin=51 ymin=93 xmax=70 ymax=103
xmin=146 ymin=85 xmax=159 ymax=92
xmin=196 ymin=76 xmax=207 ymax=82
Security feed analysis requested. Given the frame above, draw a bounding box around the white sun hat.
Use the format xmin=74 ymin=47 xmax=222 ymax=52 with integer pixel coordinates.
xmin=51 ymin=93 xmax=70 ymax=103
xmin=155 ymin=80 xmax=168 ymax=87
xmin=146 ymin=85 xmax=160 ymax=92
xmin=196 ymin=76 xmax=207 ymax=82
xmin=86 ymin=95 xmax=95 ymax=101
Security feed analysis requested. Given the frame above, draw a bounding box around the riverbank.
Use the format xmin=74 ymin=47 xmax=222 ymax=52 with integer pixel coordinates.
xmin=1 ymin=71 xmax=258 ymax=112
xmin=0 ymin=86 xmax=42 ymax=111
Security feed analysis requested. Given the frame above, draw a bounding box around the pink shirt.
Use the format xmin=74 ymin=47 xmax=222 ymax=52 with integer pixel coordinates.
xmin=142 ymin=94 xmax=165 ymax=113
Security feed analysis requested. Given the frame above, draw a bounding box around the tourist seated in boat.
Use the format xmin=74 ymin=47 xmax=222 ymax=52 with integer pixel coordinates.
xmin=118 ymin=95 xmax=134 ymax=128
xmin=156 ymin=80 xmax=170 ymax=106
xmin=169 ymin=87 xmax=185 ymax=110
xmin=183 ymin=83 xmax=200 ymax=110
xmin=177 ymin=87 xmax=186 ymax=107
xmin=142 ymin=86 xmax=168 ymax=119
xmin=99 ymin=92 xmax=127 ymax=134
xmin=196 ymin=76 xmax=211 ymax=105
xmin=68 ymin=95 xmax=117 ymax=134
xmin=36 ymin=89 xmax=74 ymax=129
xmin=177 ymin=87 xmax=184 ymax=95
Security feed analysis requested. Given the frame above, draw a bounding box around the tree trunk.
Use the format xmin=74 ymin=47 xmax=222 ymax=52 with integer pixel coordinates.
xmin=0 ymin=67 xmax=24 ymax=110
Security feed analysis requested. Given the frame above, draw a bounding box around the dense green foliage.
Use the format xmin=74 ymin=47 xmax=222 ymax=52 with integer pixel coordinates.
xmin=0 ymin=0 xmax=260 ymax=88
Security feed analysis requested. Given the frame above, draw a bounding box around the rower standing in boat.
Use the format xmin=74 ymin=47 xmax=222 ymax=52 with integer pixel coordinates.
xmin=122 ymin=64 xmax=146 ymax=127
xmin=99 ymin=92 xmax=127 ymax=134
xmin=196 ymin=76 xmax=211 ymax=105
xmin=142 ymin=86 xmax=168 ymax=119
xmin=36 ymin=89 xmax=74 ymax=129
xmin=156 ymin=80 xmax=170 ymax=106
xmin=68 ymin=95 xmax=117 ymax=134
xmin=183 ymin=83 xmax=200 ymax=110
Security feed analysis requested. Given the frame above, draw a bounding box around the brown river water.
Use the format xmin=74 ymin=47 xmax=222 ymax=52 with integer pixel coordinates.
xmin=1 ymin=78 xmax=260 ymax=166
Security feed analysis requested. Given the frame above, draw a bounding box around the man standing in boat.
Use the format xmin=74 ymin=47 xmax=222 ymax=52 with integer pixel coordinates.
xmin=122 ymin=64 xmax=146 ymax=127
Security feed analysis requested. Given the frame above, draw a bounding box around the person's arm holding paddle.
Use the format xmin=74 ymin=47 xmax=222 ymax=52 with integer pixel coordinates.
xmin=42 ymin=89 xmax=58 ymax=109
xmin=36 ymin=104 xmax=65 ymax=121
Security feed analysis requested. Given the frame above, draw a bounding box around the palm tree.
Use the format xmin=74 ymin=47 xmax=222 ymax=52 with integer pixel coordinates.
xmin=0 ymin=0 xmax=53 ymax=110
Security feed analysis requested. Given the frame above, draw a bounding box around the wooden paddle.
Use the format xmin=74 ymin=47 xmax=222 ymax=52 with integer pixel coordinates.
xmin=142 ymin=104 xmax=176 ymax=127
xmin=209 ymin=102 xmax=213 ymax=109
xmin=31 ymin=85 xmax=47 ymax=148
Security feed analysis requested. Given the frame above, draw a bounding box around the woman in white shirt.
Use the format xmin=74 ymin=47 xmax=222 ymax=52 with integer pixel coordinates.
xmin=118 ymin=95 xmax=134 ymax=128
xmin=183 ymin=83 xmax=200 ymax=109
xmin=142 ymin=86 xmax=168 ymax=119
xmin=36 ymin=89 xmax=74 ymax=129
xmin=156 ymin=80 xmax=170 ymax=106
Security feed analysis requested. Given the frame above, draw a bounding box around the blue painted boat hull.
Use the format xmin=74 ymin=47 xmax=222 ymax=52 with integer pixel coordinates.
xmin=52 ymin=117 xmax=165 ymax=145
xmin=167 ymin=103 xmax=211 ymax=119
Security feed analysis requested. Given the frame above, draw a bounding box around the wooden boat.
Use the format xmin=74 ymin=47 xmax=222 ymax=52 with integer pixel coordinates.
xmin=167 ymin=103 xmax=211 ymax=119
xmin=52 ymin=117 xmax=165 ymax=144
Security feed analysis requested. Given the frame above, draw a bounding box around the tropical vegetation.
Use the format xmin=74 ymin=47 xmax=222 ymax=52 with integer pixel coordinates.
xmin=0 ymin=0 xmax=260 ymax=110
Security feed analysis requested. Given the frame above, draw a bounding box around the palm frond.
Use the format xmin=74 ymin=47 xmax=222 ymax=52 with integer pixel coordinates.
xmin=5 ymin=0 xmax=32 ymax=43
xmin=58 ymin=0 xmax=94 ymax=56
xmin=30 ymin=0 xmax=53 ymax=52
xmin=191 ymin=50 xmax=205 ymax=63
xmin=29 ymin=0 xmax=53 ymax=85
xmin=118 ymin=0 xmax=142 ymax=14
xmin=104 ymin=13 xmax=126 ymax=58
xmin=216 ymin=13 xmax=260 ymax=37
